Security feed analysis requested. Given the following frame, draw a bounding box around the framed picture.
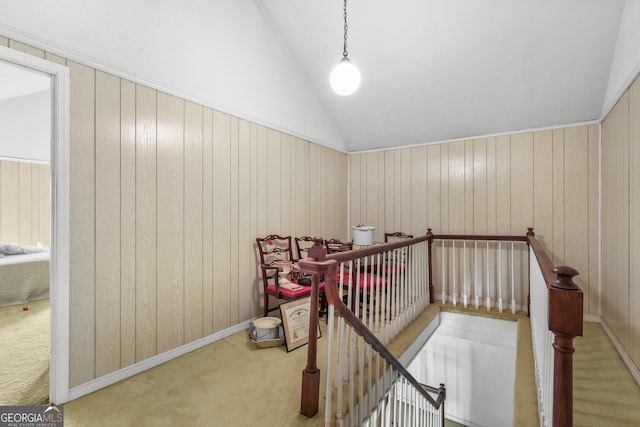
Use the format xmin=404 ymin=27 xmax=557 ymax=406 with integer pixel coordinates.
xmin=279 ymin=297 xmax=322 ymax=352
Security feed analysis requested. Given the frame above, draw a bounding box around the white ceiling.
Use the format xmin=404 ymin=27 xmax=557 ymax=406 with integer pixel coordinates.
xmin=256 ymin=0 xmax=626 ymax=151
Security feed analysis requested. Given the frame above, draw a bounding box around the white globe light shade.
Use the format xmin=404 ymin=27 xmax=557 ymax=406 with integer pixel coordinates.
xmin=330 ymin=58 xmax=361 ymax=96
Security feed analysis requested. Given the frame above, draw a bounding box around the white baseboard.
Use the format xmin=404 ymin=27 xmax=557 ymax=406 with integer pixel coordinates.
xmin=583 ymin=314 xmax=640 ymax=386
xmin=67 ymin=319 xmax=253 ymax=402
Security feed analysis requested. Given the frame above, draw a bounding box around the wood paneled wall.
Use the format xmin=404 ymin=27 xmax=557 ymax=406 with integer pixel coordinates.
xmin=350 ymin=125 xmax=600 ymax=315
xmin=1 ymin=38 xmax=348 ymax=386
xmin=602 ymin=75 xmax=640 ymax=369
xmin=0 ymin=159 xmax=50 ymax=247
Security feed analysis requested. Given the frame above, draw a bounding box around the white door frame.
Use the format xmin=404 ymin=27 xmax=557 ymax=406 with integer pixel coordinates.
xmin=0 ymin=45 xmax=70 ymax=404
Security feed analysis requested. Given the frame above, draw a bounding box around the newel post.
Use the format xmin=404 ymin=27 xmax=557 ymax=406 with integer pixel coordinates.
xmin=549 ymin=266 xmax=583 ymax=427
xmin=526 ymin=227 xmax=535 ymax=316
xmin=426 ymin=228 xmax=434 ymax=303
xmin=300 ymin=238 xmax=326 ymax=418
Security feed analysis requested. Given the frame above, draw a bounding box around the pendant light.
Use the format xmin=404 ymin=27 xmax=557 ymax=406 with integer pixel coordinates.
xmin=330 ymin=0 xmax=360 ymax=96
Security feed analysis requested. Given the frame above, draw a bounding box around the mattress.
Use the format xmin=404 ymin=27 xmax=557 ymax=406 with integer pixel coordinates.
xmin=0 ymin=251 xmax=50 ymax=307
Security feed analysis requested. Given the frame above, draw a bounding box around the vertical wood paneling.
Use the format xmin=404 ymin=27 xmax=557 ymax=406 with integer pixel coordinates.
xmin=68 ymin=60 xmax=96 ymax=386
xmin=427 ymin=144 xmax=441 ymax=231
xmin=495 ymin=136 xmax=510 ymax=233
xmin=0 ymin=161 xmax=19 ymax=243
xmin=37 ymin=165 xmax=50 ymax=246
xmin=184 ymin=101 xmax=204 ymax=342
xmin=229 ymin=117 xmax=240 ymax=324
xmin=629 ymin=80 xmax=640 ymax=363
xmin=30 ymin=165 xmax=39 ymax=243
xmin=552 ymin=129 xmax=566 ymax=263
xmin=266 ymin=128 xmax=281 ymax=233
xmin=366 ymin=152 xmax=380 ymax=238
xmin=255 ymin=125 xmax=267 ymax=238
xmin=237 ymin=119 xmax=252 ymax=320
xmin=464 ymin=140 xmax=474 ymax=233
xmin=250 ymin=123 xmax=262 ymax=315
xmin=602 ymin=93 xmax=630 ymax=349
xmin=120 ymin=79 xmax=136 ymax=367
xmin=350 ymin=154 xmax=362 ymax=233
xmin=212 ymin=110 xmax=231 ymax=331
xmin=8 ymin=41 xmax=44 ymax=58
xmin=473 ymin=139 xmax=487 ymax=234
xmin=5 ymin=42 xmax=350 ymax=386
xmin=411 ymin=146 xmax=427 ymax=236
xmin=533 ymin=130 xmax=553 ymax=245
xmin=202 ymin=107 xmax=214 ymax=335
xmin=383 ymin=151 xmax=394 ymax=233
xmin=135 ymin=84 xmax=157 ymax=362
xmin=440 ymin=144 xmax=450 ymax=233
xmin=510 ymin=133 xmax=533 ymax=234
xmin=95 ymin=71 xmax=121 ymax=376
xmin=486 ymin=138 xmax=497 ymax=234
xmin=156 ymin=92 xmax=185 ymax=354
xmin=400 ymin=149 xmax=412 ymax=234
xmin=0 ymin=160 xmax=50 ymax=246
xmin=563 ymin=126 xmax=590 ymax=304
xmin=349 ymin=124 xmax=597 ymax=313
xmin=292 ymin=137 xmax=308 ymax=236
xmin=18 ymin=162 xmax=32 ymax=244
xmin=587 ymin=124 xmax=600 ymax=316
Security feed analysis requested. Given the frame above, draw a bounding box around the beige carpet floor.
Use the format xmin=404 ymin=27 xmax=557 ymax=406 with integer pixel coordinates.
xmin=3 ymin=300 xmax=640 ymax=426
xmin=0 ymin=298 xmax=49 ymax=406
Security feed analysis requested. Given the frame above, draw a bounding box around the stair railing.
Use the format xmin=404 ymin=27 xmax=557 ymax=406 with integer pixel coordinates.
xmin=527 ymin=228 xmax=583 ymax=426
xmin=426 ymin=229 xmax=530 ymax=313
xmin=299 ymin=237 xmax=446 ymax=426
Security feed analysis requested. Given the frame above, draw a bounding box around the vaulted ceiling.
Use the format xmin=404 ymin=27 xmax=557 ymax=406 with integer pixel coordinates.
xmin=256 ymin=0 xmax=625 ymax=151
xmin=0 ymin=0 xmax=630 ymax=153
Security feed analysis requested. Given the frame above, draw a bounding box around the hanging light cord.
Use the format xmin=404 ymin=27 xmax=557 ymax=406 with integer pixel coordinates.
xmin=342 ymin=0 xmax=349 ymax=58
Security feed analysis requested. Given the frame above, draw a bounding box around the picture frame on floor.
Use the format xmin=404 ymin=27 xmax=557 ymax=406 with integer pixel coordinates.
xmin=279 ymin=297 xmax=321 ymax=352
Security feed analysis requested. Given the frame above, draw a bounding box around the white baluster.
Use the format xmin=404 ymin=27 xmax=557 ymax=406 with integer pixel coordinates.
xmin=486 ymin=241 xmax=491 ymax=310
xmin=511 ymin=241 xmax=516 ymax=314
xmin=474 ymin=241 xmax=479 ymax=309
xmin=452 ymin=241 xmax=457 ymax=306
xmin=441 ymin=240 xmax=446 ymax=305
xmin=463 ymin=240 xmax=468 ymax=307
xmin=498 ymin=241 xmax=503 ymax=313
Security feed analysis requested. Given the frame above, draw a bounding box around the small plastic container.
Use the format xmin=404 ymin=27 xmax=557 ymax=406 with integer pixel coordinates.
xmin=352 ymin=226 xmax=376 ymax=246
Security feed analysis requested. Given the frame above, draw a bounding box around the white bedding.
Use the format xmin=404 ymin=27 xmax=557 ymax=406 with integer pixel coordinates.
xmin=0 ymin=251 xmax=50 ymax=307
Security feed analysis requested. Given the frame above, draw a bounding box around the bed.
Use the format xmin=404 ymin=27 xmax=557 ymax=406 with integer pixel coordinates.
xmin=0 ymin=244 xmax=50 ymax=307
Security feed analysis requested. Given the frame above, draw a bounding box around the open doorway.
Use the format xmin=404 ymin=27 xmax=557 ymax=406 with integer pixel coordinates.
xmin=0 ymin=45 xmax=69 ymax=405
xmin=0 ymin=59 xmax=51 ymax=405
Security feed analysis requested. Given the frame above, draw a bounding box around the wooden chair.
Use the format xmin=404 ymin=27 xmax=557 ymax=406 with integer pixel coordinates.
xmin=256 ymin=234 xmax=325 ymax=317
xmin=294 ymin=236 xmax=324 ymax=260
xmin=384 ymin=231 xmax=414 ymax=242
xmin=379 ymin=231 xmax=414 ymax=276
xmin=324 ymin=238 xmax=352 ymax=254
xmin=324 ymin=238 xmax=387 ymax=313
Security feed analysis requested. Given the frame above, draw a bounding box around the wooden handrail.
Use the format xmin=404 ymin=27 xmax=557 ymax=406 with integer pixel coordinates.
xmin=527 ymin=229 xmax=583 ymax=426
xmin=426 ymin=228 xmax=530 ymax=307
xmin=430 ymin=233 xmax=529 ymax=242
xmin=298 ymin=237 xmax=445 ymax=418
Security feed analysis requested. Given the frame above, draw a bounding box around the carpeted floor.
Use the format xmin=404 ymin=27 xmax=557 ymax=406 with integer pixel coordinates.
xmin=0 ymin=298 xmax=49 ymax=406
xmin=573 ymin=322 xmax=640 ymax=427
xmin=2 ymin=300 xmax=640 ymax=426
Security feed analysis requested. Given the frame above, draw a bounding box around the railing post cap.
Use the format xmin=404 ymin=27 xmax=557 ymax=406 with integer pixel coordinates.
xmin=308 ymin=237 xmax=326 ymax=261
xmin=552 ymin=265 xmax=580 ymax=290
xmin=526 ymin=227 xmax=535 ymax=236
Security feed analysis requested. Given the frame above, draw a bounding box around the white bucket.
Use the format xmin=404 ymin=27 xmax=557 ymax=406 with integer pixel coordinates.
xmin=250 ymin=317 xmax=282 ymax=340
xmin=352 ymin=226 xmax=376 ymax=246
